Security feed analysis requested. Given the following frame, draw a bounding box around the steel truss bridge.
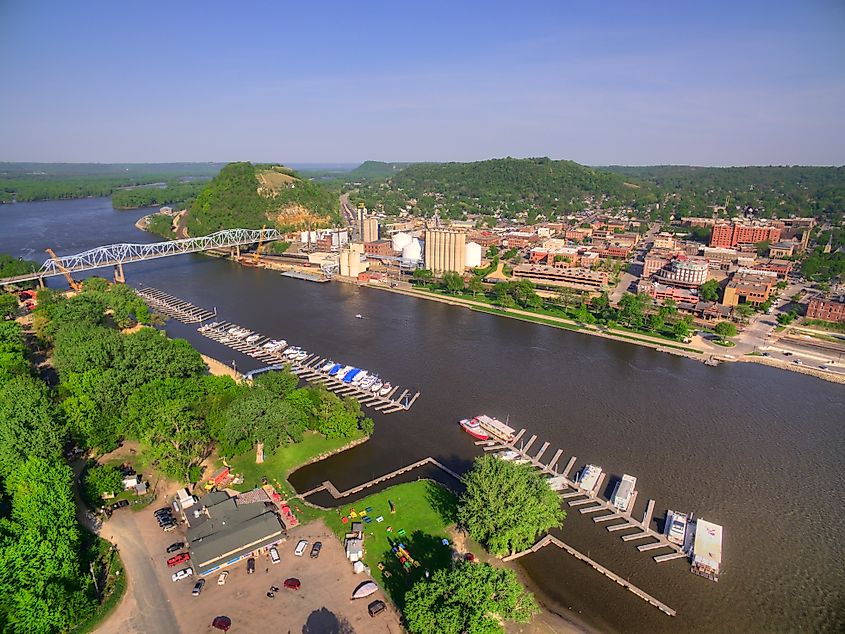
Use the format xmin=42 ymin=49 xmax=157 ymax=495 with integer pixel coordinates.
xmin=0 ymin=228 xmax=283 ymax=286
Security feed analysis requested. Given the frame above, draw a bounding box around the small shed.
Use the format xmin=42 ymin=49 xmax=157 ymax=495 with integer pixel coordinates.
xmin=122 ymin=474 xmax=141 ymax=490
xmin=345 ymin=538 xmax=364 ymax=562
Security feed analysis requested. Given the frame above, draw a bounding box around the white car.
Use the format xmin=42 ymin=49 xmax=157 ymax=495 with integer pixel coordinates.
xmin=294 ymin=539 xmax=308 ymax=557
xmin=171 ymin=567 xmax=193 ymax=582
xmin=270 ymin=546 xmax=280 ymax=564
xmin=217 ymin=571 xmax=228 ymax=585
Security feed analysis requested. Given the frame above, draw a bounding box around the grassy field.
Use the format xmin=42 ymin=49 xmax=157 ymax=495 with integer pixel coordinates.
xmin=226 ymin=430 xmax=366 ymax=495
xmin=322 ymin=480 xmax=459 ymax=609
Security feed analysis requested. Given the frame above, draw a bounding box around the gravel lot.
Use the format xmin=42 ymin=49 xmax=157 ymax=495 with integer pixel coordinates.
xmin=96 ymin=507 xmax=404 ymax=634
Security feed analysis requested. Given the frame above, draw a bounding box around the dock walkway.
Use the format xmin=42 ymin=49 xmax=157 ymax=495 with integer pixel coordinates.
xmin=135 ymin=286 xmax=215 ymax=323
xmin=504 ymin=535 xmax=676 ymax=617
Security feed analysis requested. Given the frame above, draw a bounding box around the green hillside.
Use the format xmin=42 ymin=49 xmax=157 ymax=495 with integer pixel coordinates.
xmin=600 ymin=165 xmax=845 ymax=221
xmin=184 ymin=162 xmax=341 ymax=235
xmin=348 ymin=157 xmax=652 ymax=221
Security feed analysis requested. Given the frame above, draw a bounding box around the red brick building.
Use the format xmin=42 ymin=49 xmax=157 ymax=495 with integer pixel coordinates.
xmin=807 ymin=296 xmax=845 ymax=323
xmin=709 ymin=222 xmax=782 ymax=248
xmin=364 ymin=240 xmax=393 ymax=257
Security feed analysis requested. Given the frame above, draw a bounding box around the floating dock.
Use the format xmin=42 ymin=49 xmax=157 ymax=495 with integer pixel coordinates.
xmin=478 ymin=430 xmax=690 ymax=565
xmin=281 ymin=270 xmax=329 ymax=283
xmin=135 ymin=286 xmax=215 ymax=323
xmin=133 ymin=287 xmax=419 ymax=414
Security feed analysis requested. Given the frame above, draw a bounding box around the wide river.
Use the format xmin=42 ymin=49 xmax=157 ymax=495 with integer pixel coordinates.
xmin=2 ymin=198 xmax=843 ymax=633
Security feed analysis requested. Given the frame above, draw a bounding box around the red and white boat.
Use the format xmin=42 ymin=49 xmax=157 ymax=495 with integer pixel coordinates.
xmin=459 ymin=418 xmax=489 ymax=440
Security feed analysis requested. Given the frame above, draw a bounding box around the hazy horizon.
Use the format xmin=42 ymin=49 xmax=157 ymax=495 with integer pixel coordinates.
xmin=1 ymin=1 xmax=844 ymax=165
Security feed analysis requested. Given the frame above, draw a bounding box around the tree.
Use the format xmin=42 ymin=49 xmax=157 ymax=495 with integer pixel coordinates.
xmin=672 ymin=315 xmax=693 ymax=340
xmin=404 ymin=562 xmax=539 ymax=634
xmin=467 ymin=276 xmax=484 ymax=297
xmin=699 ymin=279 xmax=720 ymax=302
xmin=713 ymin=321 xmax=738 ymax=340
xmin=0 ymin=293 xmax=18 ymax=319
xmin=658 ymin=298 xmax=678 ymax=320
xmin=458 ymin=456 xmax=566 ymax=556
xmin=647 ymin=314 xmax=664 ymax=333
xmin=412 ymin=268 xmax=433 ymax=285
xmin=555 ymin=287 xmax=578 ymax=311
xmin=755 ymin=240 xmax=771 ymax=257
xmin=734 ymin=303 xmax=755 ymax=324
xmin=83 ymin=463 xmax=124 ymax=505
xmin=777 ymin=310 xmax=797 ymax=325
xmin=441 ymin=271 xmax=465 ymax=295
xmin=617 ymin=293 xmax=645 ymax=329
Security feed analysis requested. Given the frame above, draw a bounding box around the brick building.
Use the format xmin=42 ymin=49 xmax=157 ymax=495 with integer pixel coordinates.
xmin=722 ymin=272 xmax=777 ymax=306
xmin=806 ymin=296 xmax=845 ymax=323
xmin=709 ymin=222 xmax=782 ymax=248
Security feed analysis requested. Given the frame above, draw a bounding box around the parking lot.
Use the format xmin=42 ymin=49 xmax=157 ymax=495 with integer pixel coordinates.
xmin=97 ymin=505 xmax=404 ymax=633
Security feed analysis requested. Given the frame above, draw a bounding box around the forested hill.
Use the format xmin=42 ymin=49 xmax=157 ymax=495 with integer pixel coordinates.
xmin=184 ymin=162 xmax=341 ymax=235
xmin=348 ymin=157 xmax=653 ymax=221
xmin=600 ymin=165 xmax=845 ymax=220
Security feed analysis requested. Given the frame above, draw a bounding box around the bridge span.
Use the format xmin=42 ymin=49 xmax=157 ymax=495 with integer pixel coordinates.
xmin=0 ymin=228 xmax=283 ymax=286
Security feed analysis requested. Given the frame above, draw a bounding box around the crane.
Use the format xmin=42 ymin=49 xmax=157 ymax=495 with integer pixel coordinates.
xmin=253 ymin=225 xmax=268 ymax=264
xmin=45 ymin=248 xmax=82 ymax=291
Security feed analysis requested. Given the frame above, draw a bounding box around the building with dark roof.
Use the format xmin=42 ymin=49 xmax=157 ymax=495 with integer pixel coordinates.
xmin=186 ymin=489 xmax=285 ymax=576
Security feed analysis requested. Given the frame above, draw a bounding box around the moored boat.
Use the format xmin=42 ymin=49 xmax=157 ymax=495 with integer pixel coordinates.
xmin=360 ymin=375 xmax=375 ymax=389
xmin=459 ymin=418 xmax=489 ymax=440
xmin=472 ymin=415 xmax=516 ymax=443
xmin=665 ymin=509 xmax=688 ymax=546
xmin=328 ymin=363 xmax=344 ymax=377
xmin=379 ymin=382 xmax=392 ymax=396
xmin=370 ymin=379 xmax=383 ymax=392
xmin=577 ymin=464 xmax=602 ymax=493
xmin=611 ymin=474 xmax=637 ymax=511
xmin=690 ymin=519 xmax=723 ymax=582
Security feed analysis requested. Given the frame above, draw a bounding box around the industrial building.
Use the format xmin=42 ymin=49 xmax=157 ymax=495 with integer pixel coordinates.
xmin=185 ymin=490 xmax=286 ymax=576
xmin=424 ymin=228 xmax=466 ymax=275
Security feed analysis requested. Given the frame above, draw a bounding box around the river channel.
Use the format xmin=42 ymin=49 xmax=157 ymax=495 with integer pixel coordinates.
xmin=2 ymin=198 xmax=843 ymax=633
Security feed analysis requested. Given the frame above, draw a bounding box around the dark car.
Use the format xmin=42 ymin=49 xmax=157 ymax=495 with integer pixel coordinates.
xmin=157 ymin=515 xmax=174 ymax=525
xmin=368 ymin=600 xmax=386 ymax=617
xmin=246 ymin=557 xmax=255 ymax=574
xmin=310 ymin=542 xmax=322 ymax=559
xmin=110 ymin=500 xmax=130 ymax=511
xmin=283 ymin=577 xmax=301 ymax=590
xmin=166 ymin=542 xmax=184 ymax=553
xmin=192 ymin=579 xmax=205 ymax=596
xmin=211 ymin=616 xmax=231 ymax=632
xmin=154 ymin=507 xmax=172 ymax=517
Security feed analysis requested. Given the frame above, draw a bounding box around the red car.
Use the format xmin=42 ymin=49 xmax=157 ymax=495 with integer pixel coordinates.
xmin=283 ymin=577 xmax=301 ymax=590
xmin=167 ymin=552 xmax=190 ymax=567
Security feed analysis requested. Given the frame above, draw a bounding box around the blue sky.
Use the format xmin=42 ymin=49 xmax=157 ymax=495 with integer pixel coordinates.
xmin=1 ymin=1 xmax=843 ymax=165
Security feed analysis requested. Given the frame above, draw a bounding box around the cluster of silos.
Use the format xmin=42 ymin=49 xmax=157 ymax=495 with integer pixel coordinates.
xmin=392 ymin=232 xmax=423 ymax=265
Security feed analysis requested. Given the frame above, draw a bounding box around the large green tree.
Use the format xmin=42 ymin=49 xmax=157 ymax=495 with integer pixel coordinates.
xmin=458 ymin=455 xmax=566 ymax=556
xmin=699 ymin=279 xmax=720 ymax=302
xmin=404 ymin=562 xmax=539 ymax=634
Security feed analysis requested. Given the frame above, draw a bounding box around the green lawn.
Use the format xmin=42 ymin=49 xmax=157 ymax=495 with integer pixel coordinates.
xmin=226 ymin=430 xmax=366 ymax=495
xmin=322 ymin=480 xmax=459 ymax=609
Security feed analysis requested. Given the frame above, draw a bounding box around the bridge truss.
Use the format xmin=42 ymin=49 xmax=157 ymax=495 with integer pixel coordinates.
xmin=0 ymin=228 xmax=283 ymax=285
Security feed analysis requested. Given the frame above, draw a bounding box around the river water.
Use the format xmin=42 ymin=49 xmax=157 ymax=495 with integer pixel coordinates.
xmin=2 ymin=198 xmax=843 ymax=633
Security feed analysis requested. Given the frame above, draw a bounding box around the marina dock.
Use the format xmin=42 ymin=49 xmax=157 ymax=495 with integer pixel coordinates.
xmin=478 ymin=431 xmax=690 ymax=564
xmin=134 ymin=286 xmax=419 ymax=414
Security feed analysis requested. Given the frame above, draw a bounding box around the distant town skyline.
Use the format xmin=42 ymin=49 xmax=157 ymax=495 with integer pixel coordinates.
xmin=1 ymin=1 xmax=844 ymax=165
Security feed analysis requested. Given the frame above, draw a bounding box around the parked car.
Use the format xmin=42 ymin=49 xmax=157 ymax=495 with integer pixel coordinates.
xmin=246 ymin=558 xmax=255 ymax=574
xmin=294 ymin=540 xmax=308 ymax=556
xmin=310 ymin=542 xmax=322 ymax=559
xmin=110 ymin=500 xmax=129 ymax=511
xmin=157 ymin=516 xmax=174 ymax=526
xmin=794 ymin=359 xmax=803 ymax=365
xmin=269 ymin=547 xmax=280 ymax=564
xmin=819 ymin=365 xmax=829 ymax=370
xmin=192 ymin=579 xmax=205 ymax=596
xmin=211 ymin=616 xmax=232 ymax=632
xmin=217 ymin=571 xmax=229 ymax=586
xmin=171 ymin=567 xmax=193 ymax=582
xmin=167 ymin=553 xmax=190 ymax=567
xmin=283 ymin=577 xmax=301 ymax=590
xmin=154 ymin=507 xmax=172 ymax=517
xmin=368 ymin=600 xmax=386 ymax=617
xmin=166 ymin=542 xmax=185 ymax=553
xmin=162 ymin=522 xmax=177 ymax=532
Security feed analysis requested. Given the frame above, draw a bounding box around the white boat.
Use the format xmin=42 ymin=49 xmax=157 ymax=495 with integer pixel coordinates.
xmin=295 ymin=350 xmax=308 ymax=361
xmin=577 ymin=464 xmax=602 ymax=493
xmin=321 ymin=360 xmax=335 ymax=372
xmin=246 ymin=334 xmax=261 ymax=344
xmin=379 ymin=382 xmax=392 ymax=396
xmin=360 ymin=375 xmax=376 ymax=389
xmin=495 ymin=450 xmax=521 ymax=461
xmin=665 ymin=509 xmax=688 ymax=546
xmin=370 ymin=379 xmax=383 ymax=392
xmin=691 ymin=519 xmax=723 ymax=582
xmin=355 ymin=314 xmax=363 ymax=319
xmin=546 ymin=475 xmax=568 ymax=491
xmin=611 ymin=474 xmax=637 ymax=511
xmin=352 ymin=371 xmax=368 ymax=385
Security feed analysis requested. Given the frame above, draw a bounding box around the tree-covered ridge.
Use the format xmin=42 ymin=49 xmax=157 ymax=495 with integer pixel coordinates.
xmin=600 ymin=165 xmax=845 ymax=220
xmin=185 ymin=162 xmax=341 ymax=235
xmin=0 ymin=163 xmax=223 ymax=204
xmin=349 ymin=157 xmax=651 ymax=221
xmin=110 ymin=181 xmax=207 ymax=210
